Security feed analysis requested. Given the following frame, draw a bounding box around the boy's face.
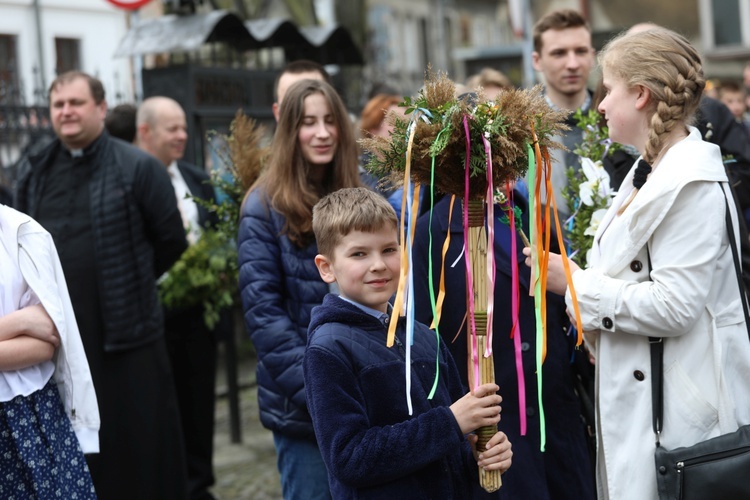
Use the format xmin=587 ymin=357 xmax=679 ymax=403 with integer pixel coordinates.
xmin=315 ymin=226 xmax=400 ymax=313
xmin=720 ymin=90 xmax=747 ymax=120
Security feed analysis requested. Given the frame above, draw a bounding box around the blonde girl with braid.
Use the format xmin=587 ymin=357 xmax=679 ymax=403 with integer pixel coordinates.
xmin=523 ymin=27 xmax=750 ymax=500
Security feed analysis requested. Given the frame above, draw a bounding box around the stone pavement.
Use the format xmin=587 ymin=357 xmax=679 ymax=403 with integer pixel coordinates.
xmin=210 ymin=345 xmax=282 ymax=500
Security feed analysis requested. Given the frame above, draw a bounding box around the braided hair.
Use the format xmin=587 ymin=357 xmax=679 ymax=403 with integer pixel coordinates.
xmin=599 ymin=28 xmax=705 ymax=212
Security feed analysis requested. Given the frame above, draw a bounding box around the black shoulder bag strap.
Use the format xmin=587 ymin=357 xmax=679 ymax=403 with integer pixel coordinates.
xmin=650 ymin=185 xmax=750 ymax=444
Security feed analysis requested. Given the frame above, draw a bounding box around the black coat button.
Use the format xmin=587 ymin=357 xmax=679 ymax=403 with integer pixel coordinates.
xmin=526 ymin=407 xmax=536 ymax=417
xmin=633 ymin=370 xmax=645 ymax=381
xmin=630 ymin=260 xmax=643 ymax=272
xmin=602 ymin=317 xmax=613 ymax=329
xmin=521 ymin=342 xmax=530 ymax=352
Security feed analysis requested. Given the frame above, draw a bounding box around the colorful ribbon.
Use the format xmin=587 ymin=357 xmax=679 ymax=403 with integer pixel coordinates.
xmin=425 ymin=127 xmax=453 ymax=400
xmin=390 ymin=109 xmax=449 ymax=413
xmin=388 ymin=116 xmax=422 ymax=415
xmin=482 ymin=135 xmax=496 ymax=358
xmin=507 ymin=185 xmax=527 ymax=436
xmin=387 ymin=127 xmax=415 ymax=349
xmin=527 ymin=122 xmax=586 ymax=451
xmin=529 ymin=125 xmax=551 ymax=451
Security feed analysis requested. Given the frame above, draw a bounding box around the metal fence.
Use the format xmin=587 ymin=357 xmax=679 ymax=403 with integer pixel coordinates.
xmin=0 ymin=90 xmax=55 ymax=188
xmin=0 ymin=73 xmax=133 ymax=189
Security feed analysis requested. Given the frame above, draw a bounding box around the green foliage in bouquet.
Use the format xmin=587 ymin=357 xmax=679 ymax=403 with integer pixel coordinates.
xmin=158 ymin=111 xmax=268 ymax=329
xmin=563 ymin=109 xmax=621 ymax=268
xmin=158 ymin=227 xmax=238 ymax=329
xmin=571 ymin=108 xmax=616 ymax=161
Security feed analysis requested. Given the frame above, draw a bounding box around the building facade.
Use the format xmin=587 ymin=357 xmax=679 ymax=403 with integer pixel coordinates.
xmin=0 ymin=0 xmax=133 ymax=173
xmin=365 ymin=0 xmax=750 ymax=97
xmin=0 ymin=0 xmax=133 ymax=105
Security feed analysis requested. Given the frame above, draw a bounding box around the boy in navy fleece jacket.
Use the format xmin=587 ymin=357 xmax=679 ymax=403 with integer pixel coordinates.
xmin=305 ymin=187 xmax=512 ymax=498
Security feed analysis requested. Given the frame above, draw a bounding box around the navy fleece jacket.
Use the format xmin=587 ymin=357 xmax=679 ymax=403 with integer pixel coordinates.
xmin=304 ymin=294 xmax=482 ymax=499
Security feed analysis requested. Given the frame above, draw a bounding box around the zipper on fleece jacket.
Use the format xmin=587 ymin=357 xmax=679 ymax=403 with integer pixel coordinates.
xmin=380 ymin=314 xmax=407 ymax=359
xmin=392 ymin=335 xmax=407 ymax=358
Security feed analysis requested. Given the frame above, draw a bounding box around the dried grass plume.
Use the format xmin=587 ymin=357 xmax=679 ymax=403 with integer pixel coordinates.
xmin=228 ymin=110 xmax=269 ymax=192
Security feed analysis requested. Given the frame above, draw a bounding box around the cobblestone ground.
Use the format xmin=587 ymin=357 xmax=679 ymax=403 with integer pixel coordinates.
xmin=210 ymin=347 xmax=282 ymax=500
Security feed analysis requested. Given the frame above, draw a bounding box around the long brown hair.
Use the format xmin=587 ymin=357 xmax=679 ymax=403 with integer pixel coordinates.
xmin=252 ymin=79 xmax=362 ymax=246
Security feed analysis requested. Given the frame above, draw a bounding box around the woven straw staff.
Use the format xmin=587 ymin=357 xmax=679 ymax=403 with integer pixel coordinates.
xmin=465 ymin=199 xmax=502 ymax=493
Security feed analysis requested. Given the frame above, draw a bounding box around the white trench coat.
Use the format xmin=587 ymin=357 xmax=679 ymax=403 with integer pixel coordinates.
xmin=566 ymin=127 xmax=750 ymax=500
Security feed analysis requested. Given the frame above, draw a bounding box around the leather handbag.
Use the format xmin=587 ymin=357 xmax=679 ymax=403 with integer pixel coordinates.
xmin=653 ymin=426 xmax=750 ymax=499
xmin=651 ymin=189 xmax=750 ymax=500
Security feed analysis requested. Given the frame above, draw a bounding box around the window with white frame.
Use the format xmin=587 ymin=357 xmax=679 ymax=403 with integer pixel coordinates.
xmin=699 ymin=0 xmax=750 ymax=56
xmin=55 ymin=37 xmax=81 ymax=74
xmin=0 ymin=34 xmax=19 ymax=104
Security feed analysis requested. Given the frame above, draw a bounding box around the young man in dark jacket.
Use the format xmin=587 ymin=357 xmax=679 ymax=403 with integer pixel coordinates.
xmin=531 ymin=9 xmax=596 ymax=221
xmin=14 ymin=71 xmax=189 ymax=500
xmin=305 ymin=187 xmax=512 ymax=499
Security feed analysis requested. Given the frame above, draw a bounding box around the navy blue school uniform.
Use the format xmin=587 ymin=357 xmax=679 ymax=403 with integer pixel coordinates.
xmin=305 ymin=294 xmax=483 ymax=499
xmin=413 ymin=192 xmax=595 ymax=500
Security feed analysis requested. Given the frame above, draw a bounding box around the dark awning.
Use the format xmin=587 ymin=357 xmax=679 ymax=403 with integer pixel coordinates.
xmin=242 ymin=18 xmax=308 ymax=49
xmin=114 ymin=10 xmax=251 ymax=57
xmin=290 ymin=26 xmax=364 ymax=65
xmin=114 ymin=12 xmax=363 ymax=65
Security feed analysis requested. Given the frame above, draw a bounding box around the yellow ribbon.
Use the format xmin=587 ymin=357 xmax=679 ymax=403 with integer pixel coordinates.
xmin=387 ymin=123 xmax=418 ymax=347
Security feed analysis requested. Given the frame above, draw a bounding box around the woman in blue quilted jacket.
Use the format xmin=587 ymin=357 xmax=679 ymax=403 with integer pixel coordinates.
xmin=237 ymin=78 xmax=364 ymax=500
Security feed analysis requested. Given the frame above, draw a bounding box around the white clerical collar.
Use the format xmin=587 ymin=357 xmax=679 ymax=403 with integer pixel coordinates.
xmin=167 ymin=160 xmax=180 ymax=176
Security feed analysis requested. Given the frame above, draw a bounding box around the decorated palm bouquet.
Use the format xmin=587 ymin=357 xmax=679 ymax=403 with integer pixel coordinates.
xmin=361 ymin=71 xmax=581 ymax=492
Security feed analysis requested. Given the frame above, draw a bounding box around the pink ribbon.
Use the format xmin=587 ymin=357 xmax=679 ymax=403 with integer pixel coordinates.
xmin=508 ymin=186 xmax=527 ymax=435
xmin=463 ymin=116 xmax=480 ymax=389
xmin=482 ymin=136 xmax=496 ymax=358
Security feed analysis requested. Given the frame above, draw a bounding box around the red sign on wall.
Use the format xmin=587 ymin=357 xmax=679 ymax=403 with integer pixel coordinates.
xmin=106 ymin=0 xmax=152 ymax=10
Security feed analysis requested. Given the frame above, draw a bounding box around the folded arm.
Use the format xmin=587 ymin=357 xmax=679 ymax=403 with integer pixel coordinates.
xmin=0 ymin=304 xmax=59 ymax=370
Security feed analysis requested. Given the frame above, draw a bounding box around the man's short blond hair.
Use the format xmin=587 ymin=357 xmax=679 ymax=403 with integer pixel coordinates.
xmin=313 ymin=187 xmax=398 ymax=258
xmin=466 ymin=68 xmax=512 ymax=92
